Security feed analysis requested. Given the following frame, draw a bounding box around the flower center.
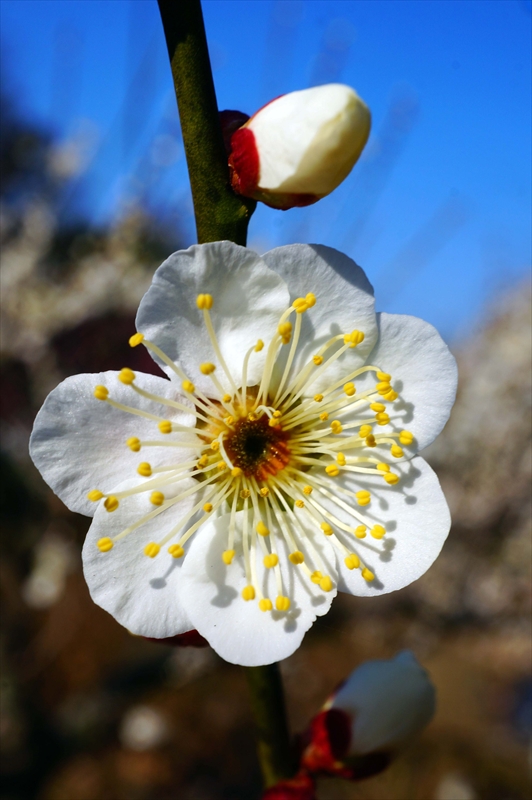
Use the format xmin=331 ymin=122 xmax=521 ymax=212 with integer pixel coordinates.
xmin=224 ymin=413 xmax=290 ymax=480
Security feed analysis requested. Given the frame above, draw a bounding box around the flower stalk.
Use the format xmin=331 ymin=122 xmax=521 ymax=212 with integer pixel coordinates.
xmin=157 ymin=0 xmax=255 ymax=246
xmin=157 ymin=0 xmax=293 ymax=787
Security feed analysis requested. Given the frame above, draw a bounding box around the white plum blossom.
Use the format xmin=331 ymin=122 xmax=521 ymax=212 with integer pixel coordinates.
xmin=229 ymin=84 xmax=371 ymax=209
xmin=30 ymin=242 xmax=457 ymax=667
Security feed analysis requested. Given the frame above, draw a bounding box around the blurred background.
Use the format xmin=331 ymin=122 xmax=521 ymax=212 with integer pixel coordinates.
xmin=0 ymin=1 xmax=530 ymax=799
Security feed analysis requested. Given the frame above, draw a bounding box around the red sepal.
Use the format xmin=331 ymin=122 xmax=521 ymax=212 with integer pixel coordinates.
xmin=219 ymin=109 xmax=250 ymax=155
xmin=300 ymin=709 xmax=352 ymax=778
xmin=143 ymin=630 xmax=209 ymax=648
xmin=229 ymin=126 xmax=260 ymax=196
xmin=262 ymin=771 xmax=316 ymax=800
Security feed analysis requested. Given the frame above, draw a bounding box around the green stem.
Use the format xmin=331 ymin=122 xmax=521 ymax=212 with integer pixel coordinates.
xmin=158 ymin=1 xmax=294 ymax=789
xmin=245 ymin=663 xmax=296 ymax=787
xmin=157 ymin=0 xmax=255 ymax=245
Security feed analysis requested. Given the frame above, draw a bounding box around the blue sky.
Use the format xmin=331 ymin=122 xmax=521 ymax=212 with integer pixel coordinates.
xmin=1 ymin=0 xmax=531 ymax=341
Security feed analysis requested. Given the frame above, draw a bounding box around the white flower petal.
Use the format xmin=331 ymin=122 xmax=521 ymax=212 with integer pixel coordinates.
xmin=355 ymin=313 xmax=458 ymax=452
xmin=30 ymin=371 xmax=197 ymax=517
xmin=330 ymin=651 xmax=435 ymax=755
xmin=316 ymin=456 xmax=450 ymax=597
xmin=249 ymin=84 xmax=370 ymax=196
xmin=82 ymin=477 xmax=199 ymax=638
xmin=178 ymin=510 xmax=338 ymax=666
xmin=135 ymin=242 xmax=290 ymax=396
xmin=262 ymin=244 xmax=377 ymax=396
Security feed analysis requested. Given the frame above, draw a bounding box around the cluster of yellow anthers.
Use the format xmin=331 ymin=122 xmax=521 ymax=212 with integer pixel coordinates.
xmin=89 ymin=291 xmax=414 ymax=613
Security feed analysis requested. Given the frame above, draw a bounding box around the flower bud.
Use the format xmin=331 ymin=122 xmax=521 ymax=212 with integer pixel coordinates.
xmin=301 ymin=651 xmax=435 ymax=780
xmin=228 ymin=84 xmax=370 ymax=210
xmin=261 ymin=771 xmax=315 ymax=800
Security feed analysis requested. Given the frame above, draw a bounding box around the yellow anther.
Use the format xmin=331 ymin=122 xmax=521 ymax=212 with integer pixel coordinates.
xmin=303 ymin=485 xmax=313 ymax=495
xmin=325 ymin=464 xmax=339 ymax=477
xmin=168 ymin=544 xmax=185 ymax=558
xmin=222 ymin=394 xmax=232 ymax=403
xmin=222 ymin=549 xmax=235 ymax=565
xmin=320 ymin=412 xmax=329 ymax=421
xmin=259 ymin=598 xmax=273 ymax=612
xmin=344 ymin=382 xmax=356 ymax=397
xmin=314 ymin=393 xmax=324 ymax=402
xmin=226 ymin=415 xmax=235 ymax=425
xmin=330 ymin=420 xmax=343 ymax=433
xmin=356 ymin=490 xmax=371 ymax=506
xmin=370 ymin=402 xmax=386 ymax=412
xmin=259 ymin=487 xmax=269 ymax=497
xmin=210 ymin=440 xmax=220 ymax=452
xmin=197 ymin=455 xmax=209 ymax=468
xmin=289 ymin=551 xmax=304 ymax=565
xmin=231 ymin=467 xmax=242 ymax=477
xmin=273 ymin=410 xmax=282 ymax=418
xmin=376 ymin=381 xmax=391 ymax=392
xmin=242 ymin=585 xmax=255 ymax=601
xmin=399 ymin=430 xmax=414 ymax=445
xmin=159 ymin=420 xmax=172 ymax=434
xmin=118 ymin=367 xmax=135 ymax=385
xmin=182 ymin=379 xmax=195 ymax=393
xmin=313 ymin=355 xmax=323 ymax=365
xmin=196 ymin=293 xmax=213 ymax=310
xmin=377 ymin=462 xmax=390 ymax=473
xmin=126 ymin=437 xmax=141 ymax=452
xmin=144 ymin=542 xmax=160 ymax=558
xmin=376 ymin=371 xmax=391 ymax=381
xmin=97 ymin=537 xmax=113 ymax=552
xmin=203 ymin=502 xmax=213 ymax=512
xmin=255 ymin=339 xmax=264 ymax=352
xmin=269 ymin=418 xmax=281 ymax=427
xmin=150 ymin=491 xmax=165 ymax=506
xmin=104 ymin=496 xmax=119 ymax=512
xmin=310 ymin=571 xmax=323 ymax=584
xmin=94 ymin=385 xmax=109 ymax=401
xmin=129 ymin=332 xmax=144 ymax=347
xmin=87 ymin=489 xmax=104 ymax=502
xmin=217 ymin=461 xmax=227 ymax=471
xmin=256 ymin=521 xmax=269 ymax=537
xmin=295 ymin=499 xmax=305 ymax=508
xmin=344 ymin=330 xmax=365 ymax=347
xmin=362 ymin=567 xmax=375 ymax=582
xmin=365 ymin=434 xmax=377 ymax=447
xmin=376 ymin=413 xmax=390 ymax=426
xmin=305 ymin=292 xmax=316 ymax=308
xmin=355 ymin=525 xmax=367 ymax=538
xmin=241 ymin=488 xmax=251 ymax=498
xmin=391 ymin=444 xmax=404 ymax=458
xmin=371 ymin=524 xmax=386 ymax=539
xmin=275 ymin=596 xmax=290 ymax=611
xmin=344 ymin=553 xmax=360 ymax=570
xmin=200 ymin=362 xmax=216 ymax=375
xmin=319 ymin=576 xmax=333 ymax=592
xmin=359 ymin=424 xmax=373 ymax=438
xmin=137 ymin=462 xmax=152 ymax=477
xmin=384 ymin=472 xmax=400 ymax=485
xmin=264 ymin=554 xmax=279 ymax=568
xmin=321 ymin=522 xmax=333 ymax=536
xmin=278 ymin=322 xmax=292 ymax=344
xmin=293 ymin=297 xmax=309 ymax=313
xmin=383 ymin=390 xmax=398 ymax=402
xmin=337 ymin=453 xmax=346 ymax=466
xmin=247 ymin=413 xmax=257 ymax=422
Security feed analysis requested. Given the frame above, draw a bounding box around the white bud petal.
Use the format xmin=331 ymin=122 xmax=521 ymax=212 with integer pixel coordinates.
xmin=328 ymin=651 xmax=435 ymax=755
xmin=248 ymin=84 xmax=370 ymax=198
